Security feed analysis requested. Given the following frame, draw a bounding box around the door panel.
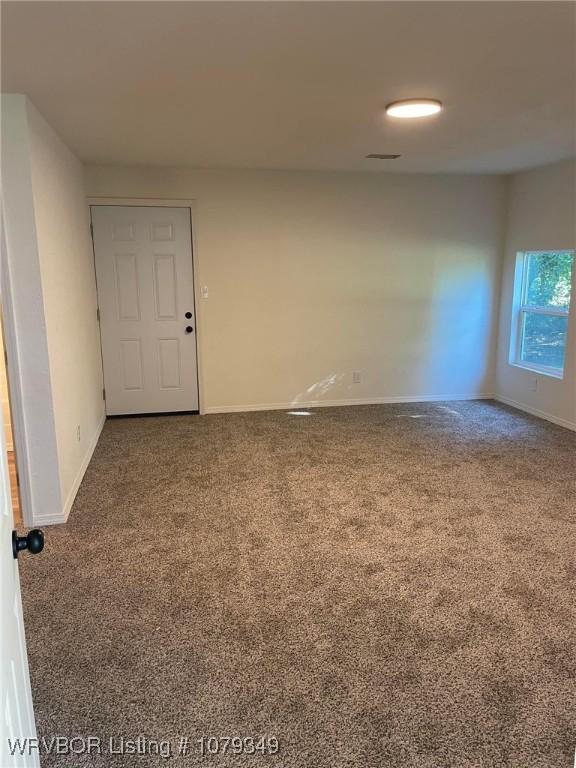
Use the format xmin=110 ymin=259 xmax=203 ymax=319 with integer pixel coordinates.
xmin=120 ymin=339 xmax=144 ymax=390
xmin=115 ymin=254 xmax=140 ymax=320
xmin=153 ymin=255 xmax=177 ymax=320
xmin=92 ymin=206 xmax=199 ymax=415
xmin=158 ymin=339 xmax=181 ymax=389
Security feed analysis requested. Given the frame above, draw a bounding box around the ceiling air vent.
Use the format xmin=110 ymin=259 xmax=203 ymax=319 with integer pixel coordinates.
xmin=366 ymin=153 xmax=401 ymax=160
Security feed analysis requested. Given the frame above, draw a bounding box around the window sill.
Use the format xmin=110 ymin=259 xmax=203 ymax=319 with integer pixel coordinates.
xmin=509 ymin=362 xmax=564 ymax=380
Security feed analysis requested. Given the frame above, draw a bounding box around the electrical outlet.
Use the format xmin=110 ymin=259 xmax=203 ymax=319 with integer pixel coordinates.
xmin=529 ymin=378 xmax=538 ymax=392
xmin=352 ymin=371 xmax=361 ymax=384
xmin=76 ymin=425 xmax=81 ymax=442
xmin=201 ymin=286 xmax=209 ymax=299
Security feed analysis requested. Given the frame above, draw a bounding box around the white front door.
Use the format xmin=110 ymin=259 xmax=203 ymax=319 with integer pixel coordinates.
xmin=91 ymin=206 xmax=199 ymax=415
xmin=0 ymin=395 xmax=39 ymax=767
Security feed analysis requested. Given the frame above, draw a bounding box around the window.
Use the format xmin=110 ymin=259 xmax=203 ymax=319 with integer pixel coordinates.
xmin=512 ymin=250 xmax=574 ymax=377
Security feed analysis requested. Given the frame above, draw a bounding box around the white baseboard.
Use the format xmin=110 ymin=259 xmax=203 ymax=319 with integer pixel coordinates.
xmin=204 ymin=393 xmax=494 ymax=415
xmin=494 ymin=395 xmax=576 ymax=432
xmin=34 ymin=413 xmax=106 ymax=526
xmin=31 ymin=512 xmax=72 ymax=526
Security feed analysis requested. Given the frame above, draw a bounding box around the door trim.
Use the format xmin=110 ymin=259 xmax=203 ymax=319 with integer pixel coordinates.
xmin=0 ymin=209 xmax=34 ymax=526
xmin=88 ymin=198 xmax=205 ymax=415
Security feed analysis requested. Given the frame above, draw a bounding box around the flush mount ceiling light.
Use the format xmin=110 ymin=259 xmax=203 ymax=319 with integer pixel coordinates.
xmin=385 ymin=99 xmax=443 ymax=118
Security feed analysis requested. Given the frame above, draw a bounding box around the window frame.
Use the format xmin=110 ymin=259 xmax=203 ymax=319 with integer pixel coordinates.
xmin=511 ymin=250 xmax=574 ymax=379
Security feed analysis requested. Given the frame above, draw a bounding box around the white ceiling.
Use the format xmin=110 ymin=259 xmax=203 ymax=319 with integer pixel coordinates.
xmin=2 ymin=1 xmax=575 ymax=174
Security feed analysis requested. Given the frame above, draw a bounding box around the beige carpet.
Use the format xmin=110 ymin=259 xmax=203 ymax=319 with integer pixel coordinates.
xmin=19 ymin=400 xmax=575 ymax=767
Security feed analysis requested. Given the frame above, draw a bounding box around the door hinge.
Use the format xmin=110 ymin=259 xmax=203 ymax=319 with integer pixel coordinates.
xmin=102 ymin=387 xmax=106 ymax=401
xmin=96 ymin=307 xmax=100 ymax=323
xmin=90 ymin=222 xmax=94 ymax=238
xmin=16 ymin=469 xmax=20 ymax=487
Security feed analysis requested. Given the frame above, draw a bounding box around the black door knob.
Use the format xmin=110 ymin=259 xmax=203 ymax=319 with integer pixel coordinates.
xmin=185 ymin=312 xmax=192 ymax=319
xmin=185 ymin=326 xmax=193 ymax=334
xmin=12 ymin=529 xmax=44 ymax=559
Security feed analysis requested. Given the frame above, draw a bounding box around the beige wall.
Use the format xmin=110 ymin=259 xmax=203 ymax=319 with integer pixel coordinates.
xmin=1 ymin=94 xmax=62 ymax=524
xmin=495 ymin=159 xmax=576 ymax=429
xmin=1 ymin=95 xmax=105 ymax=524
xmin=26 ymin=101 xmax=105 ymax=514
xmin=85 ymin=166 xmax=507 ymax=412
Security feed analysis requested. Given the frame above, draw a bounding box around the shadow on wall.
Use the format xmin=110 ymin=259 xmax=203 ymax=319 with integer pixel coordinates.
xmin=282 ymin=247 xmax=496 ymax=406
xmin=415 ymin=246 xmax=496 ymax=395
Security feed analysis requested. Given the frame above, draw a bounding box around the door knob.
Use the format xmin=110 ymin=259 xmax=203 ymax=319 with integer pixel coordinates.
xmin=12 ymin=529 xmax=44 ymax=559
xmin=185 ymin=312 xmax=193 ymax=319
xmin=185 ymin=326 xmax=194 ymax=334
